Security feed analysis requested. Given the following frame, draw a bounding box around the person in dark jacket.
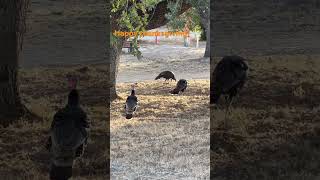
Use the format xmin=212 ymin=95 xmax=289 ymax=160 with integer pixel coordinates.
xmin=46 ymin=89 xmax=89 ymax=180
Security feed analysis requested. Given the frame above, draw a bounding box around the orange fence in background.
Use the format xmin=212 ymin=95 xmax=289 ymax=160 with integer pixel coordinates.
xmin=113 ymin=31 xmax=190 ymax=38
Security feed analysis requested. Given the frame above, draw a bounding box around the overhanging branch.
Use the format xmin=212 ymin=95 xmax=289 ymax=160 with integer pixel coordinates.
xmin=111 ymin=0 xmax=192 ymax=31
xmin=146 ymin=0 xmax=192 ymax=30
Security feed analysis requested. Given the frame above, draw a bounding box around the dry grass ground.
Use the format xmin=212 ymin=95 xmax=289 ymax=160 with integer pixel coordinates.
xmin=211 ymin=55 xmax=320 ymax=180
xmin=0 ymin=64 xmax=108 ymax=179
xmin=1 ymin=57 xmax=317 ymax=179
xmin=111 ymin=80 xmax=210 ymax=179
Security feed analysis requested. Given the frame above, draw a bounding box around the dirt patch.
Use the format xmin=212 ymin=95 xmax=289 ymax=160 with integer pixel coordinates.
xmin=118 ymin=43 xmax=209 ymax=83
xmin=213 ymin=0 xmax=320 ymax=56
xmin=22 ymin=0 xmax=106 ymax=68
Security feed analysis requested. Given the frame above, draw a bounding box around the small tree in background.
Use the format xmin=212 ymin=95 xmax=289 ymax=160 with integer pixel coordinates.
xmin=166 ymin=0 xmax=210 ymax=57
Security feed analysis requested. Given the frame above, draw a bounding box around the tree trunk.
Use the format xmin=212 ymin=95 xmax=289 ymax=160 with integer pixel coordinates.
xmin=110 ymin=39 xmax=124 ymax=101
xmin=204 ymin=22 xmax=210 ymax=57
xmin=210 ymin=0 xmax=214 ymax=105
xmin=0 ymin=0 xmax=30 ymax=126
xmin=197 ymin=5 xmax=210 ymax=57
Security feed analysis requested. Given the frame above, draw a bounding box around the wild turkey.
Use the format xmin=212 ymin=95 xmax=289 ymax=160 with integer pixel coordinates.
xmin=171 ymin=79 xmax=188 ymax=94
xmin=46 ymin=75 xmax=89 ymax=175
xmin=210 ymin=55 xmax=248 ymax=105
xmin=125 ymin=84 xmax=138 ymax=119
xmin=155 ymin=71 xmax=176 ymax=81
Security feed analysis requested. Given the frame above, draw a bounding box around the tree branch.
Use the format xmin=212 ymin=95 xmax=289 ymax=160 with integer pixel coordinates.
xmin=146 ymin=0 xmax=192 ymax=30
xmin=111 ymin=0 xmax=192 ymax=31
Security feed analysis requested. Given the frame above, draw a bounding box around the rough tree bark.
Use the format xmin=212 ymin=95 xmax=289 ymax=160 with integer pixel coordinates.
xmin=210 ymin=0 xmax=214 ymax=105
xmin=110 ymin=0 xmax=192 ymax=100
xmin=110 ymin=38 xmax=124 ymax=100
xmin=196 ymin=5 xmax=210 ymax=57
xmin=0 ymin=0 xmax=30 ymax=126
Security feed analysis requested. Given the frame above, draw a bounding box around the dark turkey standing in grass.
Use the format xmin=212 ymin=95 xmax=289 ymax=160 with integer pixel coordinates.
xmin=210 ymin=55 xmax=248 ymax=105
xmin=171 ymin=79 xmax=188 ymax=94
xmin=155 ymin=71 xmax=176 ymax=81
xmin=46 ymin=75 xmax=89 ymax=176
xmin=125 ymin=84 xmax=138 ymax=119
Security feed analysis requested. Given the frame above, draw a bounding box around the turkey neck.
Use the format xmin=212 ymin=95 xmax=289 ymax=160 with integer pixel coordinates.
xmin=131 ymin=89 xmax=135 ymax=96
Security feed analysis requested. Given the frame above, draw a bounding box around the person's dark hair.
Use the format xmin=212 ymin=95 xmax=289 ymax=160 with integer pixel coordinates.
xmin=68 ymin=89 xmax=79 ymax=106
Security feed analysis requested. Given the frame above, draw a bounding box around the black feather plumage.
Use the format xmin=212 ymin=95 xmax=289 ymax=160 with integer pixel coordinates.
xmin=210 ymin=55 xmax=248 ymax=104
xmin=171 ymin=79 xmax=188 ymax=94
xmin=155 ymin=71 xmax=176 ymax=81
xmin=125 ymin=87 xmax=138 ymax=119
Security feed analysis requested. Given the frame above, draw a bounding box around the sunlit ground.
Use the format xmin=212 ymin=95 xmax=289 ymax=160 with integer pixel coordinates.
xmin=111 ymin=80 xmax=210 ymax=179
